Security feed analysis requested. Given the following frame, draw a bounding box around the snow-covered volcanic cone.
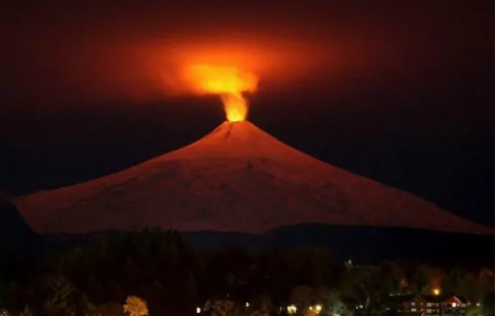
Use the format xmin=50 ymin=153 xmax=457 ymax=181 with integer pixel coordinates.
xmin=15 ymin=121 xmax=492 ymax=235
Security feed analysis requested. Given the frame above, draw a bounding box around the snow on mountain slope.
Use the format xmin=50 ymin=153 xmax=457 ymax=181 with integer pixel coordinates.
xmin=15 ymin=121 xmax=493 ymax=235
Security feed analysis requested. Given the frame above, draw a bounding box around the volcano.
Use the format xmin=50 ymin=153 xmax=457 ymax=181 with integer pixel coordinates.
xmin=15 ymin=121 xmax=492 ymax=235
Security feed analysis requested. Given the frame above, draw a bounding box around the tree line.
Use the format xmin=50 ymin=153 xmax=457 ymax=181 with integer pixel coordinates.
xmin=0 ymin=229 xmax=493 ymax=316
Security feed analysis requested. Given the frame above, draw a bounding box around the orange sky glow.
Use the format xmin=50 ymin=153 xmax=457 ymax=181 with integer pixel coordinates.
xmin=1 ymin=4 xmax=371 ymax=106
xmin=177 ymin=64 xmax=258 ymax=121
xmin=147 ymin=39 xmax=330 ymax=121
xmin=2 ymin=1 xmax=487 ymax=109
xmin=145 ymin=38 xmax=347 ymax=100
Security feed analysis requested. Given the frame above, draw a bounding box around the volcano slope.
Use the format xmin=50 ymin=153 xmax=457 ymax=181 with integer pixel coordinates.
xmin=16 ymin=121 xmax=492 ymax=235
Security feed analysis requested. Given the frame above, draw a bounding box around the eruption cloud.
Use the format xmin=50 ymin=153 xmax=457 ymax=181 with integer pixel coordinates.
xmin=180 ymin=64 xmax=258 ymax=122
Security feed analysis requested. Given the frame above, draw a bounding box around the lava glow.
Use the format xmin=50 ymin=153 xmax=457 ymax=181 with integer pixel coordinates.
xmin=183 ymin=65 xmax=258 ymax=122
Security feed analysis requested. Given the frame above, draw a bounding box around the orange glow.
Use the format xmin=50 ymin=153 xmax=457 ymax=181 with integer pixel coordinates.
xmin=181 ymin=64 xmax=258 ymax=122
xmin=220 ymin=94 xmax=248 ymax=122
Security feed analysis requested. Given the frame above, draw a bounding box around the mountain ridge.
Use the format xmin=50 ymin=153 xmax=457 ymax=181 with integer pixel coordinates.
xmin=15 ymin=121 xmax=493 ymax=235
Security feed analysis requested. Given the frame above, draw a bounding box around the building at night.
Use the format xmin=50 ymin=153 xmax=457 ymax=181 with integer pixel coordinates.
xmin=395 ymin=294 xmax=468 ymax=316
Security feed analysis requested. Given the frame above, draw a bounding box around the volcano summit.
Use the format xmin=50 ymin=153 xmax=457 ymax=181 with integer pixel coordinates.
xmin=16 ymin=121 xmax=491 ymax=235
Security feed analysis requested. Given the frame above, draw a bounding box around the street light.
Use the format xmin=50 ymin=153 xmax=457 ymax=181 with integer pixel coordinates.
xmin=433 ymin=288 xmax=440 ymax=296
xmin=287 ymin=305 xmax=297 ymax=314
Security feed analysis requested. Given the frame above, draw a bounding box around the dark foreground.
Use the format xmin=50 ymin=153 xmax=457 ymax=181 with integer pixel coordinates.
xmin=1 ymin=220 xmax=494 ymax=316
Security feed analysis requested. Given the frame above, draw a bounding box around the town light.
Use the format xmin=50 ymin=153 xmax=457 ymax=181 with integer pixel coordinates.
xmin=433 ymin=288 xmax=440 ymax=296
xmin=476 ymin=303 xmax=481 ymax=307
xmin=246 ymin=302 xmax=250 ymax=307
xmin=287 ymin=305 xmax=297 ymax=314
xmin=196 ymin=307 xmax=201 ymax=314
xmin=315 ymin=305 xmax=322 ymax=313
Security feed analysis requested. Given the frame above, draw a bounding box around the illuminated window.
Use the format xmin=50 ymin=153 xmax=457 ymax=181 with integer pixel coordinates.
xmin=427 ymin=303 xmax=432 ymax=307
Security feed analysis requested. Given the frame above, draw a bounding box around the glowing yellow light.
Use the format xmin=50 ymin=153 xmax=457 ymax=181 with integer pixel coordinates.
xmin=315 ymin=305 xmax=322 ymax=313
xmin=433 ymin=288 xmax=440 ymax=296
xmin=287 ymin=305 xmax=297 ymax=314
xmin=182 ymin=64 xmax=258 ymax=122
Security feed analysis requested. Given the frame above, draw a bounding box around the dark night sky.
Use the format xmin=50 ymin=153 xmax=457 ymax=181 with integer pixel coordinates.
xmin=0 ymin=1 xmax=493 ymax=226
